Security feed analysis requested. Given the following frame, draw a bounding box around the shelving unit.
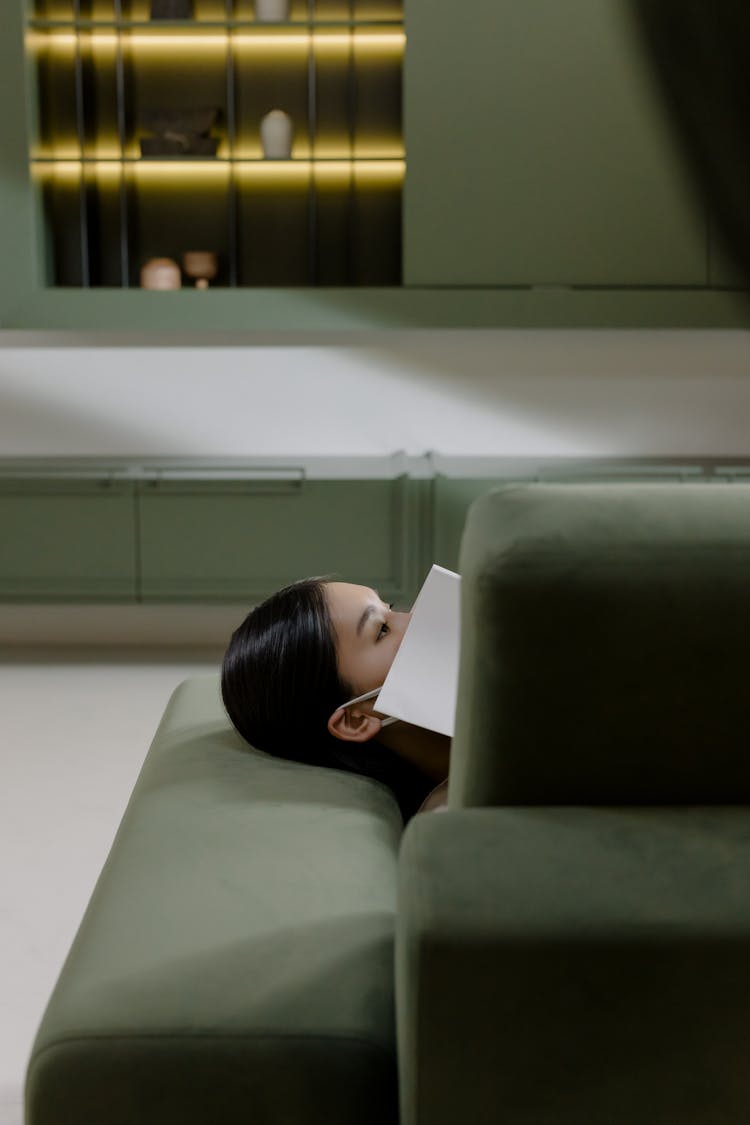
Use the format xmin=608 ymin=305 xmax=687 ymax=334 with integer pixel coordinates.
xmin=6 ymin=0 xmax=749 ymax=327
xmin=26 ymin=1 xmax=404 ymax=287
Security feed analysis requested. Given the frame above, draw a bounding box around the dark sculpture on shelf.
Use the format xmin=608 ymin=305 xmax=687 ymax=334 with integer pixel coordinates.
xmin=150 ymin=0 xmax=194 ymax=18
xmin=139 ymin=108 xmax=221 ymax=157
xmin=182 ymin=251 xmax=219 ymax=288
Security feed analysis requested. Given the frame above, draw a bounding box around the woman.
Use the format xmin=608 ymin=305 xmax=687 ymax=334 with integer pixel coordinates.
xmin=221 ymin=577 xmax=450 ymax=822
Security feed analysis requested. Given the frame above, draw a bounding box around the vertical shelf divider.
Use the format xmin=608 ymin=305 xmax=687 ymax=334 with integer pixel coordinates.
xmin=345 ymin=0 xmax=356 ymax=284
xmin=114 ymin=0 xmax=130 ymax=288
xmin=225 ymin=0 xmax=239 ymax=287
xmin=72 ymin=0 xmax=91 ymax=287
xmin=306 ymin=0 xmax=318 ymax=284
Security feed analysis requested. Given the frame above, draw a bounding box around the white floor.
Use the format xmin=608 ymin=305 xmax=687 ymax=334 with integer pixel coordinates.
xmin=0 ymin=648 xmax=222 ymax=1125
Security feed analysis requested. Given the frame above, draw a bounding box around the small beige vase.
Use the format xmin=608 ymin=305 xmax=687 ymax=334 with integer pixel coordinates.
xmin=255 ymin=0 xmax=289 ymax=20
xmin=140 ymin=257 xmax=181 ymax=289
xmin=260 ymin=109 xmax=293 ymax=159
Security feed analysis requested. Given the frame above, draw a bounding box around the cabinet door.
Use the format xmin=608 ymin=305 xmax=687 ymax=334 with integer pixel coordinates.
xmin=709 ymin=215 xmax=750 ymax=288
xmin=0 ymin=481 xmax=137 ymax=601
xmin=404 ymin=0 xmax=706 ymax=286
xmin=433 ymin=478 xmax=505 ymax=573
xmin=433 ymin=466 xmax=704 ymax=572
xmin=137 ymin=477 xmax=420 ymax=603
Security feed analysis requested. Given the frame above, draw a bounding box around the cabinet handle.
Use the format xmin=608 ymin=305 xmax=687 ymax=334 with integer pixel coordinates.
xmin=148 ymin=467 xmax=305 ymax=483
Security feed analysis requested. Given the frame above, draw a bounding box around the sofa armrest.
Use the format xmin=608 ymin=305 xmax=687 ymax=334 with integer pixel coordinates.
xmin=26 ymin=676 xmax=403 ymax=1125
xmin=396 ymin=806 xmax=750 ymax=1125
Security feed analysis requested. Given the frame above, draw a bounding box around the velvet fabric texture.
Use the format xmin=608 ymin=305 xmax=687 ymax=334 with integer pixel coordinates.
xmin=449 ymin=483 xmax=750 ymax=808
xmin=397 ymin=807 xmax=750 ymax=1125
xmin=26 ymin=676 xmax=402 ymax=1125
xmin=396 ymin=482 xmax=750 ymax=1125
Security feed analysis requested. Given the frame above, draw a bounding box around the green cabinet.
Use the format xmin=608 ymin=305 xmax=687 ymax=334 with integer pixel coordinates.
xmin=0 ymin=459 xmax=744 ymax=604
xmin=432 ymin=478 xmax=503 ymax=574
xmin=0 ymin=465 xmax=429 ymax=604
xmin=710 ymin=216 xmax=748 ymax=288
xmin=431 ymin=462 xmax=709 ymax=572
xmin=404 ymin=0 xmax=707 ymax=286
xmin=138 ymin=476 xmax=424 ymax=602
xmin=0 ymin=478 xmax=137 ymax=600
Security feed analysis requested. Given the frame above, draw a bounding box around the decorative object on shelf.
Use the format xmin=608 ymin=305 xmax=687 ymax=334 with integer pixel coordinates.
xmin=150 ymin=0 xmax=193 ymax=17
xmin=140 ymin=108 xmax=220 ymax=157
xmin=25 ymin=0 xmax=404 ymax=291
xmin=140 ymin=258 xmax=182 ymax=289
xmin=182 ymin=251 xmax=219 ymax=289
xmin=260 ymin=110 xmax=294 ymax=159
xmin=255 ymin=0 xmax=290 ymax=20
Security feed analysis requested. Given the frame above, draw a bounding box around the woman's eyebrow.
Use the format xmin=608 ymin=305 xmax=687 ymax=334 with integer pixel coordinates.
xmin=356 ymin=604 xmax=380 ymax=637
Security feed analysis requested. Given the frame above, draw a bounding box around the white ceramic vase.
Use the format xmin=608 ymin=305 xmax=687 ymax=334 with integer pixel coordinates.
xmin=255 ymin=0 xmax=289 ymax=21
xmin=260 ymin=109 xmax=293 ymax=159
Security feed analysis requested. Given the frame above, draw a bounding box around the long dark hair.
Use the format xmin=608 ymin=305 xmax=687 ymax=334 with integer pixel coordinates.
xmin=220 ymin=577 xmax=433 ymax=823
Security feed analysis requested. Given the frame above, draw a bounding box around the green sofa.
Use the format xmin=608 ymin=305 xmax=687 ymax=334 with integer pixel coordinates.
xmin=25 ymin=674 xmax=402 ymax=1125
xmin=26 ymin=483 xmax=750 ymax=1125
xmin=399 ymin=482 xmax=750 ymax=1125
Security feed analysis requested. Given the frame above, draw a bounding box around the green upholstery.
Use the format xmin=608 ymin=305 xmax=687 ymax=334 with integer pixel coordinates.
xmin=397 ymin=807 xmax=750 ymax=1125
xmin=396 ymin=483 xmax=750 ymax=1125
xmin=26 ymin=676 xmax=403 ymax=1125
xmin=450 ymin=483 xmax=750 ymax=807
xmin=28 ymin=482 xmax=750 ymax=1125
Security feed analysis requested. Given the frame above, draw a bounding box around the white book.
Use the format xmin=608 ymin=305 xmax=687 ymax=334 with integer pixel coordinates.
xmin=375 ymin=564 xmax=461 ymax=738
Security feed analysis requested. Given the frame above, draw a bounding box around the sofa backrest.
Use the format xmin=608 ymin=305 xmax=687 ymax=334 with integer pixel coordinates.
xmin=450 ymin=483 xmax=750 ymax=807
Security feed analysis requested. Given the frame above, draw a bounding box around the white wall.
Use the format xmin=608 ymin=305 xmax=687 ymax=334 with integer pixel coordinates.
xmin=2 ymin=328 xmax=750 ymax=459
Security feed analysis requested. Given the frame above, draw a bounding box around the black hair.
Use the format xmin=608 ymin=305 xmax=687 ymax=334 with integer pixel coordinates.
xmin=220 ymin=577 xmax=434 ymax=824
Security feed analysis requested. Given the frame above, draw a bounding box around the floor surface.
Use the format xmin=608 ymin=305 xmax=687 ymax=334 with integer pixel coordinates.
xmin=0 ymin=648 xmax=222 ymax=1125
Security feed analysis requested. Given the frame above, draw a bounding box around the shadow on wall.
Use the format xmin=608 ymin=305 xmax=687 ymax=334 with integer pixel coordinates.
xmin=2 ymin=330 xmax=750 ymax=458
xmin=347 ymin=330 xmax=750 ymax=457
xmin=0 ymin=372 xmax=186 ymax=456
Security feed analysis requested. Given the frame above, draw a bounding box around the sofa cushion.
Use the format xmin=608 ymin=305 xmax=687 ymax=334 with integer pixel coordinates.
xmin=397 ymin=805 xmax=750 ymax=1125
xmin=26 ymin=675 xmax=403 ymax=1125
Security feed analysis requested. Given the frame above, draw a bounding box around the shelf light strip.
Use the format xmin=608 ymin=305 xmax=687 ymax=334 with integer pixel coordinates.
xmin=31 ymin=159 xmax=405 ymax=183
xmin=26 ymin=30 xmax=405 ymax=50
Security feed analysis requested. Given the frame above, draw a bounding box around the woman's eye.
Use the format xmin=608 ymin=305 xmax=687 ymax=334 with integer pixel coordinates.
xmin=377 ymin=622 xmax=390 ymax=640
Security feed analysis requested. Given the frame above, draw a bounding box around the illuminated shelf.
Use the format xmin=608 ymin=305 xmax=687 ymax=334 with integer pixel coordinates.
xmin=28 ymin=18 xmax=403 ymax=28
xmin=30 ymin=159 xmax=406 ymax=186
xmin=30 ymin=157 xmax=404 ymax=163
xmin=27 ymin=26 xmax=405 ymax=48
xmin=28 ymin=2 xmax=404 ymax=288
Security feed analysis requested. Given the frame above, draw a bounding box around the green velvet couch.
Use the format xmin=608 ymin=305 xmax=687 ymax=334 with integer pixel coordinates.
xmin=399 ymin=482 xmax=750 ymax=1125
xmin=25 ymin=673 xmax=402 ymax=1125
xmin=26 ymin=483 xmax=750 ymax=1125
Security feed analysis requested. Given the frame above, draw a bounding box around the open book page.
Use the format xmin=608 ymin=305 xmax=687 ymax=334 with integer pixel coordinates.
xmin=375 ymin=564 xmax=461 ymax=737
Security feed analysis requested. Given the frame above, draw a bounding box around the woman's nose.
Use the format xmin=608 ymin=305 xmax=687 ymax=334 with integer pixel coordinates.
xmin=396 ymin=609 xmax=412 ymax=634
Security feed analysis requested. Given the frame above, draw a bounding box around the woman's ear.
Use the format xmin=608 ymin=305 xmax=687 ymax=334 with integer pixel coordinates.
xmin=328 ymin=705 xmax=382 ymax=743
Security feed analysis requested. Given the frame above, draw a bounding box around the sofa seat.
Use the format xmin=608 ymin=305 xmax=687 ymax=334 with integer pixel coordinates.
xmin=397 ymin=805 xmax=750 ymax=1125
xmin=26 ymin=675 xmax=403 ymax=1125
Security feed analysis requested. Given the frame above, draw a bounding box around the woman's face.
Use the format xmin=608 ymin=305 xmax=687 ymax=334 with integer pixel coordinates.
xmin=325 ymin=582 xmax=411 ymax=698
